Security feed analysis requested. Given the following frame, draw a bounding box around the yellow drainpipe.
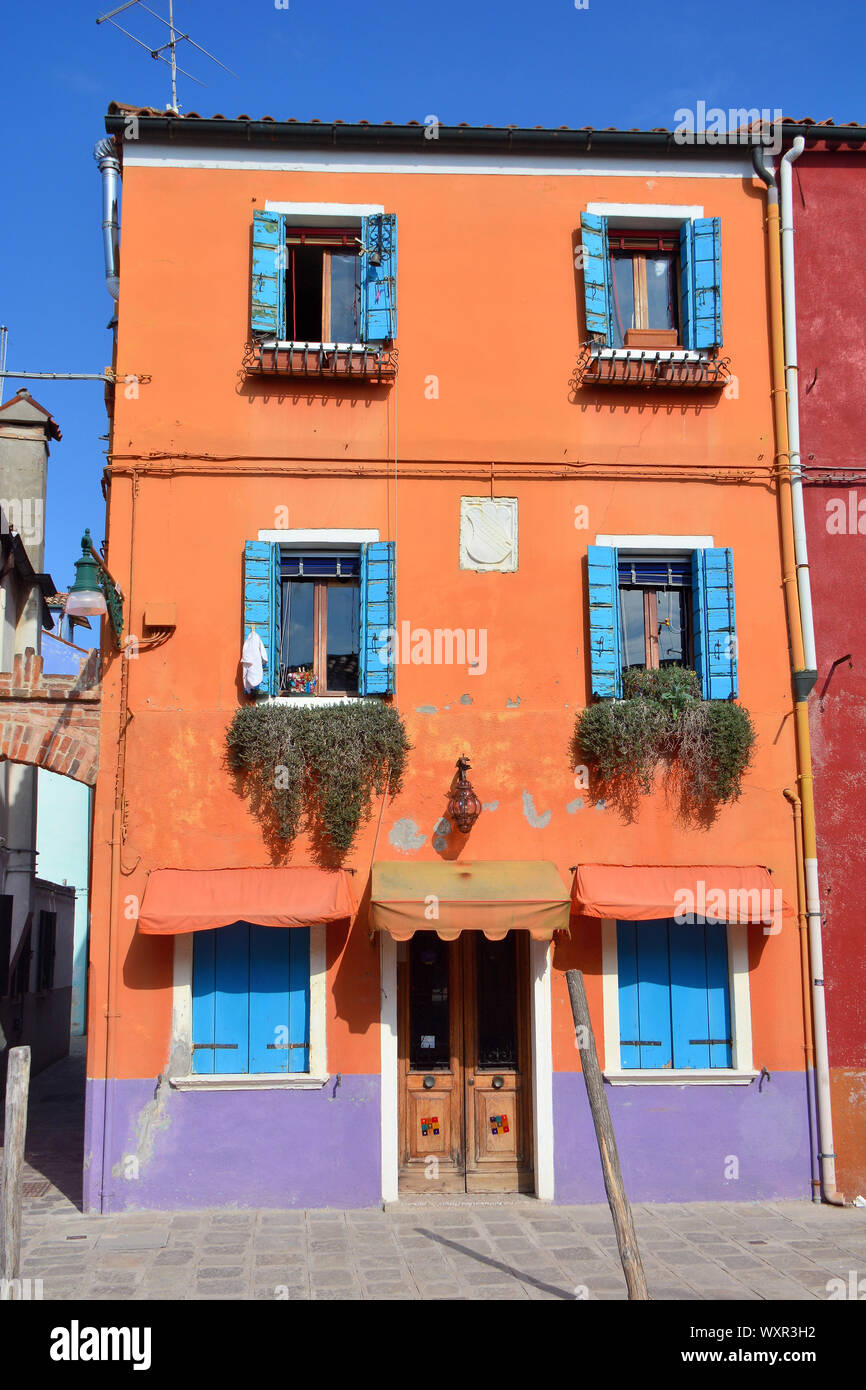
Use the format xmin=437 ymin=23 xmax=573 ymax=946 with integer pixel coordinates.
xmin=753 ymin=146 xmax=844 ymax=1204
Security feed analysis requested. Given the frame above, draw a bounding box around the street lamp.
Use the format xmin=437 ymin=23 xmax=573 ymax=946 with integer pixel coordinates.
xmin=446 ymin=754 xmax=482 ymax=834
xmin=66 ymin=529 xmax=124 ymax=642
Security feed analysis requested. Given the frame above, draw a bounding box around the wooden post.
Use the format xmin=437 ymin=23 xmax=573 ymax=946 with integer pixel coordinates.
xmin=565 ymin=970 xmax=649 ymax=1301
xmin=1 ymin=1045 xmax=31 ymax=1299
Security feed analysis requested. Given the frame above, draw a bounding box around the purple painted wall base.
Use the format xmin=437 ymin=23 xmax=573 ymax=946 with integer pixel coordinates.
xmin=84 ymin=1076 xmax=381 ymax=1213
xmin=553 ymin=1071 xmax=813 ymax=1203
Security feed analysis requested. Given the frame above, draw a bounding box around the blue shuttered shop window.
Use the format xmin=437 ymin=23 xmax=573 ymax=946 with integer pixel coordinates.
xmin=359 ymin=214 xmax=398 ymax=344
xmin=359 ymin=541 xmax=396 ymax=695
xmin=192 ymin=924 xmax=310 ymax=1075
xmin=616 ymin=918 xmax=732 ymax=1069
xmin=691 ymin=547 xmax=738 ymax=699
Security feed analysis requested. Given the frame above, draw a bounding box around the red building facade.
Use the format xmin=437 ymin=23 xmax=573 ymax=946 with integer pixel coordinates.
xmin=790 ymin=131 xmax=866 ymax=1195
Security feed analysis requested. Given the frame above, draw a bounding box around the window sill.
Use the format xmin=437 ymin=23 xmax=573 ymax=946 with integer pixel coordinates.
xmin=170 ymin=1073 xmax=330 ymax=1092
xmin=604 ymin=1069 xmax=758 ymax=1086
xmin=574 ymin=343 xmax=731 ymax=390
xmin=269 ymin=695 xmax=377 ymax=708
xmin=244 ymin=340 xmax=397 ymax=381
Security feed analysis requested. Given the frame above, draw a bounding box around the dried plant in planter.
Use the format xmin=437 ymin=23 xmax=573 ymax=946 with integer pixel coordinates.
xmin=226 ymin=701 xmax=410 ymax=854
xmin=573 ymin=666 xmax=756 ymax=814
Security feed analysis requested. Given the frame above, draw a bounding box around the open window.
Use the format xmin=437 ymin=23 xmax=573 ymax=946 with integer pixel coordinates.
xmin=250 ymin=210 xmax=397 ymax=368
xmin=284 ymin=229 xmax=361 ymax=344
xmin=618 ymin=556 xmax=691 ymax=671
xmin=242 ymin=539 xmax=395 ymax=698
xmin=608 ymin=229 xmax=681 ymax=349
xmin=587 ymin=544 xmax=737 ymax=699
xmin=581 ymin=212 xmax=722 ymax=353
xmin=279 ymin=552 xmax=361 ymax=696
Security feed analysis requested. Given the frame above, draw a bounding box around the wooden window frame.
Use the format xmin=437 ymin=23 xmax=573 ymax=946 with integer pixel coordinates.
xmin=619 ymin=581 xmax=692 ymax=672
xmin=284 ymin=228 xmax=361 ymax=344
xmin=609 ymin=227 xmax=681 ymax=342
xmin=281 ymin=576 xmax=360 ymax=698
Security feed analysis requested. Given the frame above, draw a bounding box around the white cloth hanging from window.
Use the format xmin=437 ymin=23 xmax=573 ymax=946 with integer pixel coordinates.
xmin=242 ymin=630 xmax=268 ymax=694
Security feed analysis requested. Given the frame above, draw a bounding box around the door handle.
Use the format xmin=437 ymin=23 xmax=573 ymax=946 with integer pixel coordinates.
xmin=492 ymin=1075 xmax=504 ymax=1089
xmin=467 ymin=1078 xmax=474 ymax=1085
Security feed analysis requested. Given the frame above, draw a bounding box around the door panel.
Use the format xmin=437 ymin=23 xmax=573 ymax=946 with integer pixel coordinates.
xmin=398 ymin=930 xmax=533 ymax=1195
xmin=464 ymin=933 xmax=534 ymax=1193
xmin=398 ymin=933 xmax=465 ymax=1192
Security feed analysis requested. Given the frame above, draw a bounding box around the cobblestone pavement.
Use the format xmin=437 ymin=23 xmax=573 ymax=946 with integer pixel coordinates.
xmin=6 ymin=1045 xmax=866 ymax=1301
xmin=13 ymin=1195 xmax=866 ymax=1301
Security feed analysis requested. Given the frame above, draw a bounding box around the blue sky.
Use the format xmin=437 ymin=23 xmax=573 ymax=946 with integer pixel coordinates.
xmin=1 ymin=0 xmax=864 ymax=620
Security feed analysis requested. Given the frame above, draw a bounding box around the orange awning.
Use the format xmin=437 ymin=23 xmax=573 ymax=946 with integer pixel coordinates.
xmin=370 ymin=860 xmax=570 ymax=941
xmin=137 ymin=866 xmax=356 ymax=935
xmin=572 ymin=864 xmax=794 ymax=926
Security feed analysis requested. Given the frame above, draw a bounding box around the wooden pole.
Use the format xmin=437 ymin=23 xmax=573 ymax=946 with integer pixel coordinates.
xmin=1 ymin=1045 xmax=31 ymax=1298
xmin=565 ymin=969 xmax=649 ymax=1300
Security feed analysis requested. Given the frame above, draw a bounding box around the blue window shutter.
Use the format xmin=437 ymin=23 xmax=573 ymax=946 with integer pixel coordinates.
xmin=243 ymin=541 xmax=278 ymax=697
xmin=191 ymin=930 xmax=216 ymax=1075
xmin=669 ymin=919 xmax=711 ymax=1068
xmin=248 ymin=926 xmax=309 ymax=1074
xmin=680 ymin=219 xmax=722 ymax=349
xmin=213 ymin=922 xmax=250 ymax=1074
xmin=587 ymin=545 xmax=622 ymax=698
xmin=359 ymin=541 xmax=395 ymax=695
xmin=704 ymin=922 xmax=733 ymax=1068
xmin=692 ymin=217 xmax=722 ymax=348
xmin=679 ymin=220 xmax=696 ymax=349
xmin=635 ymin=920 xmax=673 ymax=1069
xmin=616 ymin=922 xmax=640 ymax=1070
xmin=251 ymin=210 xmax=285 ymax=339
xmin=360 ymin=214 xmax=397 ymax=344
xmin=288 ymin=928 xmax=311 ymax=1075
xmin=581 ymin=213 xmax=612 ymax=340
xmin=692 ymin=547 xmax=738 ymax=700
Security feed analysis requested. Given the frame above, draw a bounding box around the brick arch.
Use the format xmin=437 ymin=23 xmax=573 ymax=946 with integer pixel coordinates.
xmin=0 ymin=647 xmax=101 ymax=786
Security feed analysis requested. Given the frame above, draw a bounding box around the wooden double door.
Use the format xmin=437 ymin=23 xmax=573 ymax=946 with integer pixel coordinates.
xmin=398 ymin=930 xmax=534 ymax=1194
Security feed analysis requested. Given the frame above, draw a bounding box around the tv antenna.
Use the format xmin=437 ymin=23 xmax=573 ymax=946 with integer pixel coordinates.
xmin=96 ymin=0 xmax=236 ymax=113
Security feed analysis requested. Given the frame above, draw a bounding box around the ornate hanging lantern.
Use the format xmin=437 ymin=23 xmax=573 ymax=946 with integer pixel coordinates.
xmin=446 ymin=754 xmax=482 ymax=834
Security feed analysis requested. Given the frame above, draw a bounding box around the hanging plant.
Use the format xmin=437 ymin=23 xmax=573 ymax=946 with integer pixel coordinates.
xmin=226 ymin=701 xmax=410 ymax=854
xmin=573 ymin=666 xmax=756 ymax=813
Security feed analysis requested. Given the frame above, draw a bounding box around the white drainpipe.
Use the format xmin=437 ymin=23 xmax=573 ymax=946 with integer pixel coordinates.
xmin=780 ymin=138 xmax=817 ymax=676
xmin=780 ymin=136 xmax=845 ymax=1204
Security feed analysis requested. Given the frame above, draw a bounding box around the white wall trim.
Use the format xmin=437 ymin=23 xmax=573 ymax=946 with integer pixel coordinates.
xmin=595 ymin=534 xmax=715 ymax=551
xmin=258 ymin=528 xmax=379 ymax=545
xmin=530 ymin=938 xmax=555 ymax=1201
xmin=605 ymin=1070 xmax=758 ymax=1086
xmin=125 ymin=143 xmax=756 ymax=180
xmin=264 ymin=201 xmax=384 ymax=221
xmin=379 ymin=932 xmax=399 ymax=1204
xmin=169 ymin=924 xmax=328 ymax=1090
xmin=586 ymin=202 xmax=704 ymax=224
xmin=601 ymin=917 xmax=754 ymax=1084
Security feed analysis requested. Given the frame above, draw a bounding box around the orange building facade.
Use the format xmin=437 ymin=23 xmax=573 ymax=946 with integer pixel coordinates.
xmin=84 ymin=107 xmax=814 ymax=1211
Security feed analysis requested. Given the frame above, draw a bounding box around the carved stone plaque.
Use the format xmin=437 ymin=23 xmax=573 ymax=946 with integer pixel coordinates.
xmin=459 ymin=497 xmax=518 ymax=572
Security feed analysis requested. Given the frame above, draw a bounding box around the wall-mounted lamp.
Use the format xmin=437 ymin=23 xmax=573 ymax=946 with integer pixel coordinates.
xmin=66 ymin=529 xmax=124 ymax=643
xmin=446 ymin=754 xmax=482 ymax=834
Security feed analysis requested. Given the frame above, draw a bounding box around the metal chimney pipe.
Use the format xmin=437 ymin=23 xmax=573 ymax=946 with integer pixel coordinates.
xmin=94 ymin=138 xmax=120 ymax=302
